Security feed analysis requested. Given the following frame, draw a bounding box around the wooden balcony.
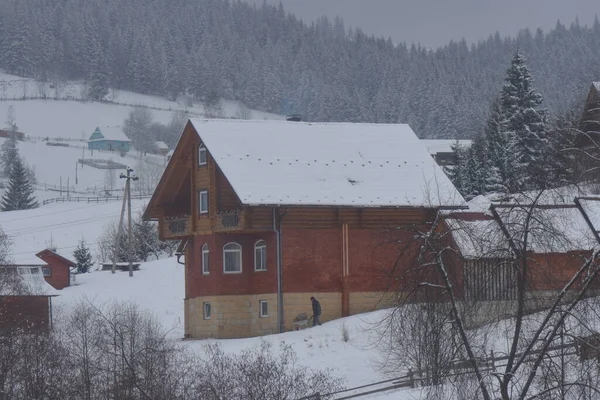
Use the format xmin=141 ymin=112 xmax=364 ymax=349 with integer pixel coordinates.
xmin=162 ymin=215 xmax=193 ymax=239
xmin=215 ymin=209 xmax=246 ymax=232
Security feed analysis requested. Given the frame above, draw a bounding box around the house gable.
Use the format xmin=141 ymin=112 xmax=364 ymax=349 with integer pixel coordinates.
xmin=89 ymin=127 xmax=104 ymax=141
xmin=581 ymin=83 xmax=600 ymax=134
xmin=144 ymin=121 xmax=242 ymax=225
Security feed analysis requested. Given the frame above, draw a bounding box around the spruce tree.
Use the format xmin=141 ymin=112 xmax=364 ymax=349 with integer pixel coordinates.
xmin=73 ymin=239 xmax=93 ymax=274
xmin=546 ymin=110 xmax=578 ymax=186
xmin=483 ymin=99 xmax=507 ymax=193
xmin=1 ymin=106 xmax=19 ymax=177
xmin=500 ymin=52 xmax=547 ymax=191
xmin=1 ymin=156 xmax=38 ymax=211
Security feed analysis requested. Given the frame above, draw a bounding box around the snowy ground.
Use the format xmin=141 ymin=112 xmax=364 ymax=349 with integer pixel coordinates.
xmin=0 ymin=71 xmax=284 ymax=141
xmin=0 ymin=200 xmax=147 ymax=264
xmin=53 ymin=257 xmax=416 ymax=399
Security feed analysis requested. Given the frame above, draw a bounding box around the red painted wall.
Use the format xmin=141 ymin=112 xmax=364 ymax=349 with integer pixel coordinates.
xmin=186 ymin=232 xmax=277 ymax=298
xmin=187 ymin=227 xmax=423 ymax=297
xmin=0 ymin=296 xmax=50 ymax=333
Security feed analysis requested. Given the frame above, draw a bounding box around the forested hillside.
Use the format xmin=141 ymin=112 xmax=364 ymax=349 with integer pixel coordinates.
xmin=1 ymin=0 xmax=599 ymax=138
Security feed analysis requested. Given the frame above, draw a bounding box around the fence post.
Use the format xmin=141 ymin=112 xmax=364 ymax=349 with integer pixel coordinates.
xmin=408 ymin=368 xmax=415 ymax=388
xmin=490 ymin=349 xmax=496 ymax=372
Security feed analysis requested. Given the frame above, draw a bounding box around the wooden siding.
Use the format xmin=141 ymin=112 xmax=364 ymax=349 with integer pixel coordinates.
xmin=215 ymin=166 xmax=240 ymax=211
xmin=160 ymin=215 xmax=194 ymax=240
xmin=464 ymin=259 xmax=517 ymax=301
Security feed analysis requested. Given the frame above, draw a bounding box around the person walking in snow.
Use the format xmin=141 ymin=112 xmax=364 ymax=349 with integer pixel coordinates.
xmin=311 ymin=296 xmax=322 ymax=326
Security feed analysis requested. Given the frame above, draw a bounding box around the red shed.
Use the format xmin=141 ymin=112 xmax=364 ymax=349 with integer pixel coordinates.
xmin=0 ymin=266 xmax=58 ymax=334
xmin=35 ymin=249 xmax=76 ymax=290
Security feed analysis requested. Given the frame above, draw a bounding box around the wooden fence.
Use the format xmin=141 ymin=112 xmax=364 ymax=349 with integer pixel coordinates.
xmin=42 ymin=194 xmax=152 ymax=206
xmin=297 ymin=340 xmax=584 ymax=399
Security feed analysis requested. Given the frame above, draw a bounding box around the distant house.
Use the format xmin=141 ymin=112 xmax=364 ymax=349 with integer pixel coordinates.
xmin=144 ymin=119 xmax=465 ymax=339
xmin=153 ymin=141 xmax=170 ymax=156
xmin=420 ymin=139 xmax=472 ymax=167
xmin=0 ymin=265 xmax=58 ymax=334
xmin=0 ymin=129 xmax=25 ymax=141
xmin=87 ymin=126 xmax=131 ymax=153
xmin=578 ymin=83 xmax=600 ymax=174
xmin=35 ymin=249 xmax=76 ymax=290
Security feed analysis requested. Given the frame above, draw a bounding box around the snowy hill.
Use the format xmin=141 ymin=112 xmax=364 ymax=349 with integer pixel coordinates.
xmin=0 ymin=200 xmax=147 ymax=264
xmin=0 ymin=71 xmax=284 ymax=141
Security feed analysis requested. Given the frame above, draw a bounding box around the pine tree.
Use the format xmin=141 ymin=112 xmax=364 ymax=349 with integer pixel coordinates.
xmin=483 ymin=99 xmax=507 ymax=193
xmin=1 ymin=106 xmax=19 ymax=177
xmin=1 ymin=156 xmax=38 ymax=211
xmin=546 ymin=109 xmax=578 ymax=186
xmin=500 ymin=52 xmax=547 ymax=191
xmin=73 ymin=239 xmax=93 ymax=274
xmin=133 ymin=215 xmax=160 ymax=262
xmin=449 ymin=141 xmax=470 ymax=196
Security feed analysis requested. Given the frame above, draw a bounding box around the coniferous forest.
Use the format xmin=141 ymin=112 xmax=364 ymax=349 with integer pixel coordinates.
xmin=0 ymin=0 xmax=599 ymax=139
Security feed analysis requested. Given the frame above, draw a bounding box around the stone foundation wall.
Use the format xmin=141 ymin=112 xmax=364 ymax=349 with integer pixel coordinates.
xmin=349 ymin=292 xmax=397 ymax=315
xmin=186 ymin=293 xmax=278 ymax=338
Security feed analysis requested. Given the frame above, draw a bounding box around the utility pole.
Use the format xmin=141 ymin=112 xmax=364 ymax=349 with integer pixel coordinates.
xmin=111 ymin=187 xmax=128 ymax=274
xmin=75 ymin=161 xmax=78 ymax=184
xmin=120 ymin=167 xmax=139 ymax=277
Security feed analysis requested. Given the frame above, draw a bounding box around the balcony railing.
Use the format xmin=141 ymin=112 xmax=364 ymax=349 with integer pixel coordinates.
xmin=215 ymin=209 xmax=245 ymax=232
xmin=163 ymin=215 xmax=192 ymax=239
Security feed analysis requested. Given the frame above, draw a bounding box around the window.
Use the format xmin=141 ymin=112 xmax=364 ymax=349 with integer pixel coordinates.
xmin=199 ymin=190 xmax=208 ymax=214
xmin=203 ymin=302 xmax=212 ymax=320
xmin=198 ymin=144 xmax=207 ymax=166
xmin=254 ymin=240 xmax=267 ymax=271
xmin=42 ymin=267 xmax=52 ymax=277
xmin=259 ymin=300 xmax=268 ymax=318
xmin=202 ymin=244 xmax=209 ymax=274
xmin=223 ymin=242 xmax=242 ymax=273
xmin=30 ymin=267 xmax=40 ymax=275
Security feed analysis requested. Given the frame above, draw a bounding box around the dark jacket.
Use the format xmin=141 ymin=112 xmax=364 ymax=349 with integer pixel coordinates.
xmin=312 ymin=299 xmax=322 ymax=316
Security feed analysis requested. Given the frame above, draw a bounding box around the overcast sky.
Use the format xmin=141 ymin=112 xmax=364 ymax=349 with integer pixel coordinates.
xmin=246 ymin=0 xmax=599 ymax=49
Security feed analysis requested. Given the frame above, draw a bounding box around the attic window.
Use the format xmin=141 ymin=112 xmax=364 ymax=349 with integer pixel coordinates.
xmin=198 ymin=144 xmax=207 ymax=166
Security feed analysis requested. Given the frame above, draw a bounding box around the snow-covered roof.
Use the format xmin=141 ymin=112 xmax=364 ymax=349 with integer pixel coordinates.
xmin=190 ymin=119 xmax=466 ymax=208
xmin=89 ymin=126 xmax=131 ymax=142
xmin=155 ymin=141 xmax=169 ymax=150
xmin=0 ymin=266 xmax=59 ymax=296
xmin=494 ymin=206 xmax=598 ymax=253
xmin=578 ymin=197 xmax=600 ymax=235
xmin=420 ymin=139 xmax=472 ymax=155
xmin=593 ymin=82 xmax=600 ymax=92
xmin=447 ymin=217 xmax=510 ymax=259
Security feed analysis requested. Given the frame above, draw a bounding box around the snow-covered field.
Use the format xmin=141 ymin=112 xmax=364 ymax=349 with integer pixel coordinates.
xmin=0 ymin=71 xmax=284 ymax=141
xmin=0 ymin=200 xmax=147 ymax=264
xmin=10 ymin=137 xmax=165 ymax=195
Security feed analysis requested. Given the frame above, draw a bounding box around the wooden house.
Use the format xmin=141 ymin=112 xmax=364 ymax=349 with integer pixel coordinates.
xmin=35 ymin=249 xmax=76 ymax=290
xmin=144 ymin=119 xmax=465 ymax=339
xmin=420 ymin=139 xmax=472 ymax=167
xmin=0 ymin=266 xmax=58 ymax=334
xmin=581 ymin=82 xmax=600 ymax=136
xmin=87 ymin=126 xmax=131 ymax=153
